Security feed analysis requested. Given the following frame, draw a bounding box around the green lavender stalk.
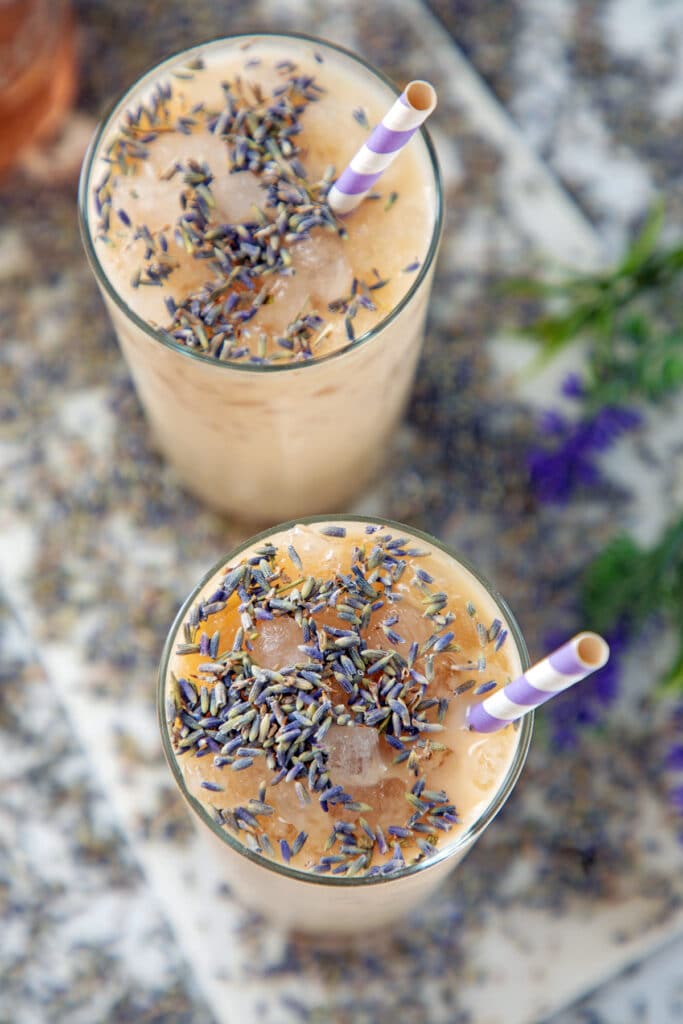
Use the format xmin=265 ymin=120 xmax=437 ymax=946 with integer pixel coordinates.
xmin=511 ymin=203 xmax=683 ymax=690
xmin=510 ymin=203 xmax=683 ymax=410
xmin=581 ymin=517 xmax=683 ymax=690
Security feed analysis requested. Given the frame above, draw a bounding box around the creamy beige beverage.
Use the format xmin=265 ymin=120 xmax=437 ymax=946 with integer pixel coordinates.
xmin=79 ymin=35 xmax=442 ymax=521
xmin=159 ymin=517 xmax=531 ymax=931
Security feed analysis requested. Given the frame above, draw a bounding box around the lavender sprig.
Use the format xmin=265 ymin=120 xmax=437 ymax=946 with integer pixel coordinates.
xmin=527 ymin=401 xmax=641 ymax=504
xmin=517 ymin=207 xmax=683 ymax=504
xmin=581 ymin=516 xmax=683 ymax=692
xmin=516 ymin=205 xmax=683 ymax=758
xmin=509 ymin=203 xmax=683 ymax=411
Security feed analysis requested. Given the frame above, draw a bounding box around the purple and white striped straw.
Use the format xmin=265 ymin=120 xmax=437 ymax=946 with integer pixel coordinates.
xmin=467 ymin=632 xmax=610 ymax=734
xmin=328 ymin=80 xmax=437 ymax=216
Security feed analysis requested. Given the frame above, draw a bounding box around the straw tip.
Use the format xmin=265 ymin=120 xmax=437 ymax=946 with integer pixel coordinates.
xmin=573 ymin=632 xmax=610 ymax=670
xmin=404 ymin=80 xmax=437 ymax=116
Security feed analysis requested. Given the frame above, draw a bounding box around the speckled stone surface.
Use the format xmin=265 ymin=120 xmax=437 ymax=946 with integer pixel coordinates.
xmin=428 ymin=0 xmax=683 ymax=254
xmin=2 ymin=2 xmax=682 ymax=1022
xmin=552 ymin=934 xmax=683 ymax=1024
xmin=0 ymin=601 xmax=214 ymax=1024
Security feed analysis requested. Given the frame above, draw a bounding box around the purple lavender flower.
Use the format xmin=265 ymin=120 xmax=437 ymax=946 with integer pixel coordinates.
xmin=587 ymin=406 xmax=641 ymax=451
xmin=666 ymin=744 xmax=683 ymax=772
xmin=561 ymin=372 xmax=585 ymax=399
xmin=528 ymin=405 xmax=641 ymax=504
xmin=538 ymin=409 xmax=567 ymax=436
xmin=527 ymin=445 xmax=598 ymax=504
xmin=666 ymin=701 xmax=683 ymax=844
xmin=669 ymin=785 xmax=683 ymax=815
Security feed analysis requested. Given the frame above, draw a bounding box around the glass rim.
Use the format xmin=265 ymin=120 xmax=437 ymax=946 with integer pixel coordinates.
xmin=77 ymin=30 xmax=444 ymax=376
xmin=157 ymin=514 xmax=533 ymax=889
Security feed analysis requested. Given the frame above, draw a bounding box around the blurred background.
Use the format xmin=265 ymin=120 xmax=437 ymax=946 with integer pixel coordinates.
xmin=1 ymin=1 xmax=682 ymax=1022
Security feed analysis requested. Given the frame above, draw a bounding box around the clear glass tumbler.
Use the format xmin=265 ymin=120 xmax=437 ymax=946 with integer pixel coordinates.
xmin=78 ymin=33 xmax=443 ymax=522
xmin=158 ymin=515 xmax=532 ymax=934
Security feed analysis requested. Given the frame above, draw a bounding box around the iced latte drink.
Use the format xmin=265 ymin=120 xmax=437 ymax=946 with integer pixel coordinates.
xmin=79 ymin=35 xmax=442 ymax=521
xmin=159 ymin=517 xmax=532 ymax=932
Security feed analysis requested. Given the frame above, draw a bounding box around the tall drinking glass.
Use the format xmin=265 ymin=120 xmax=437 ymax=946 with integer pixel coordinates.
xmin=158 ymin=515 xmax=532 ymax=933
xmin=78 ymin=34 xmax=443 ymax=521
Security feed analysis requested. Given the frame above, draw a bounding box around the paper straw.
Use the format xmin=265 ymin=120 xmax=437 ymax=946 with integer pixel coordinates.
xmin=466 ymin=632 xmax=610 ymax=734
xmin=328 ymin=80 xmax=437 ymax=216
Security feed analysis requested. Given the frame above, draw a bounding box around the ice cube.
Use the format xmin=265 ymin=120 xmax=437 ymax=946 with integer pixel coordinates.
xmin=469 ymin=733 xmax=511 ymax=791
xmin=285 ymin=525 xmax=348 ymax=575
xmin=431 ymin=653 xmax=478 ymax=701
xmin=254 ymin=232 xmax=352 ymax=337
xmin=375 ymin=775 xmax=411 ymax=813
xmin=250 ymin=616 xmax=305 ymax=670
xmin=211 ymin=168 xmax=265 ymax=226
xmin=270 ymin=780 xmax=316 ymax=833
xmin=365 ymin=597 xmax=434 ymax=656
xmin=293 ymin=232 xmax=352 ymax=305
xmin=118 ymin=132 xmax=265 ymax=232
xmin=324 ymin=724 xmax=387 ymax=788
